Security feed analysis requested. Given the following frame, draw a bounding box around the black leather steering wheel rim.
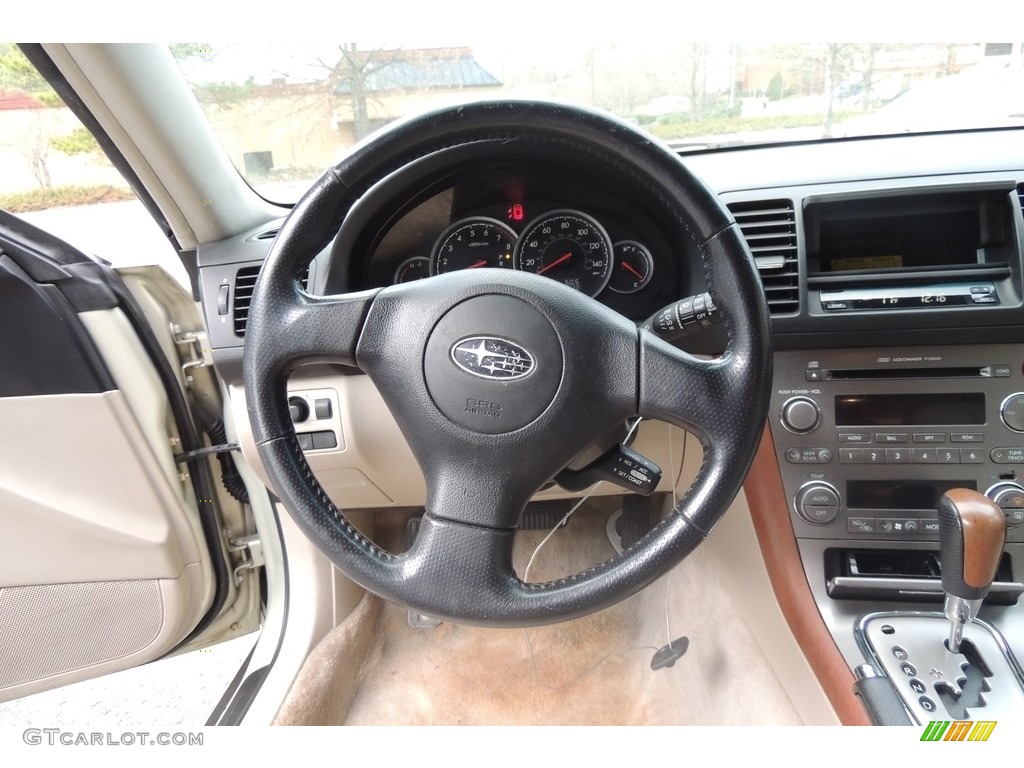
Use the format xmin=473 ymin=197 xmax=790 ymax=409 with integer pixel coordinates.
xmin=243 ymin=100 xmax=772 ymax=627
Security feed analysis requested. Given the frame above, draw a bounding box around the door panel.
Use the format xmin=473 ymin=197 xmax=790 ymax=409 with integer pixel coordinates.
xmin=0 ymin=216 xmax=227 ymax=703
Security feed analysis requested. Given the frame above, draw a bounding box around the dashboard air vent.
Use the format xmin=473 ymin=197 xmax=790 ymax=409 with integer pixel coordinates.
xmin=254 ymin=228 xmax=279 ymax=241
xmin=727 ymin=199 xmax=799 ymax=316
xmin=232 ymin=264 xmax=310 ymax=337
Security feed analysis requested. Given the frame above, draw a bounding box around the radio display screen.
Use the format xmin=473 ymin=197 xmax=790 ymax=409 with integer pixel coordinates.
xmin=834 ymin=393 xmax=985 ymax=426
xmin=847 ymin=480 xmax=977 ymax=511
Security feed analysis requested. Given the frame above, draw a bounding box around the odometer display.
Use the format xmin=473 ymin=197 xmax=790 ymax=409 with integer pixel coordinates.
xmin=513 ymin=210 xmax=613 ymax=297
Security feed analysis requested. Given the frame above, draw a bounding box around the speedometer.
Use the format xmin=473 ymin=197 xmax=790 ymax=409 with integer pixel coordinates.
xmin=513 ymin=210 xmax=613 ymax=297
xmin=431 ymin=217 xmax=516 ymax=275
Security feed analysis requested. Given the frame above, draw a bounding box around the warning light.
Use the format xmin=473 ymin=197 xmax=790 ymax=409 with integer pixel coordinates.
xmin=508 ymin=203 xmax=525 ymax=222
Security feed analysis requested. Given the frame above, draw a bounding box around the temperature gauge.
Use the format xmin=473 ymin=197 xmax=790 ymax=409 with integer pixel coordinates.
xmin=609 ymin=241 xmax=654 ymax=294
xmin=393 ymin=256 xmax=430 ymax=284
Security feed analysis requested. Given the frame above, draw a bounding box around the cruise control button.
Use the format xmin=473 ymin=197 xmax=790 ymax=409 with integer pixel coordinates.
xmin=913 ymin=433 xmax=946 ymax=443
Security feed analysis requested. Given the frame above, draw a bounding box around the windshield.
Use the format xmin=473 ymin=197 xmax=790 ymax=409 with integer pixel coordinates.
xmin=171 ymin=42 xmax=1024 ymax=204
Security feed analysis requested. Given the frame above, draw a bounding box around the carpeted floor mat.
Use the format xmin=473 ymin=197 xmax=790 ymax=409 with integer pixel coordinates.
xmin=277 ymin=503 xmax=803 ymax=726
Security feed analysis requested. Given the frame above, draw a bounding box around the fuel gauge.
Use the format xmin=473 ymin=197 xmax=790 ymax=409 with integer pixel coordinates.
xmin=609 ymin=241 xmax=654 ymax=294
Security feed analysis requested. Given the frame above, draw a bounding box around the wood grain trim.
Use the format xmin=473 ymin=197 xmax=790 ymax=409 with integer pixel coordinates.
xmin=743 ymin=424 xmax=870 ymax=726
xmin=946 ymin=488 xmax=1007 ymax=589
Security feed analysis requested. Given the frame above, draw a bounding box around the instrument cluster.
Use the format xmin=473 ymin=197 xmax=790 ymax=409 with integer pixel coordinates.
xmin=342 ymin=164 xmax=695 ymax=323
xmin=393 ymin=208 xmax=656 ymax=300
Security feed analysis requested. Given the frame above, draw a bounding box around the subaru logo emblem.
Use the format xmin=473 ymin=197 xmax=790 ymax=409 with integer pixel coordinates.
xmin=450 ymin=336 xmax=536 ymax=381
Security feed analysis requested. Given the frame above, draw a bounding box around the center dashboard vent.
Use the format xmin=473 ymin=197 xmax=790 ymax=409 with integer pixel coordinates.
xmin=232 ymin=264 xmax=310 ymax=336
xmin=727 ymin=199 xmax=799 ymax=316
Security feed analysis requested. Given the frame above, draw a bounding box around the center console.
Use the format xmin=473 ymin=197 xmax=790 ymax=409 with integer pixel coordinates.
xmin=761 ymin=178 xmax=1024 ymax=723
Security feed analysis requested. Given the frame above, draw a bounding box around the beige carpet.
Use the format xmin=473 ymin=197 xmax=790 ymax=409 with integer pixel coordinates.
xmin=276 ymin=504 xmax=803 ymax=726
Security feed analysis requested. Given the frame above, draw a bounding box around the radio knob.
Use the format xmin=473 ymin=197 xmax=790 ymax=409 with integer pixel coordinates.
xmin=1000 ymin=393 xmax=1024 ymax=433
xmin=781 ymin=396 xmax=821 ymax=434
xmin=985 ymin=482 xmax=1024 ymax=528
xmin=795 ymin=482 xmax=841 ymax=525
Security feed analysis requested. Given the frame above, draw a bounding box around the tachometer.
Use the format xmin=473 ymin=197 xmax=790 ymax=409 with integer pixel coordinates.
xmin=513 ymin=210 xmax=612 ymax=297
xmin=431 ymin=217 xmax=516 ymax=275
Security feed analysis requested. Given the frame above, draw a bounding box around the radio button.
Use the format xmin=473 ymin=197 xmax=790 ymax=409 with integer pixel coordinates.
xmin=937 ymin=448 xmax=960 ymax=463
xmin=864 ymin=449 xmax=886 ymax=464
xmin=1000 ymin=393 xmax=1024 ymax=433
xmin=885 ymin=448 xmax=911 ymax=464
xmin=805 ymin=369 xmax=824 ymax=382
xmin=839 ymin=448 xmax=863 ymax=464
xmin=875 ymin=432 xmax=908 ymax=444
xmin=995 ymin=365 xmax=1012 ymax=378
xmin=781 ymin=397 xmax=821 ymax=434
xmin=950 ymin=433 xmax=983 ymax=442
xmin=990 ymin=447 xmax=1024 ymax=463
xmin=785 ymin=448 xmax=834 ymax=464
xmin=913 ymin=432 xmax=946 ymax=443
xmin=839 ymin=432 xmax=871 ymax=444
xmin=959 ymin=448 xmax=985 ymax=464
xmin=911 ymin=448 xmax=937 ymax=463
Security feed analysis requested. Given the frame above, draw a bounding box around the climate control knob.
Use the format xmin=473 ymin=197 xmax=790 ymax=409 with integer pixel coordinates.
xmin=781 ymin=396 xmax=821 ymax=434
xmin=795 ymin=482 xmax=841 ymax=525
xmin=1000 ymin=393 xmax=1024 ymax=433
xmin=986 ymin=482 xmax=1024 ymax=528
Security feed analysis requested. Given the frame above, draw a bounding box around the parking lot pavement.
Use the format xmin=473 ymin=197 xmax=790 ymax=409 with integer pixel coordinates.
xmin=0 ymin=634 xmax=256 ymax=728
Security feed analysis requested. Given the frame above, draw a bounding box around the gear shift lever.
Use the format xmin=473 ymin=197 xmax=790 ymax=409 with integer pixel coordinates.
xmin=937 ymin=489 xmax=1006 ymax=653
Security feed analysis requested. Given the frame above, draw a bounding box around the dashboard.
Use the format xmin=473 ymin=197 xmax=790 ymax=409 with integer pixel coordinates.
xmin=194 ymin=125 xmax=1024 ymax=724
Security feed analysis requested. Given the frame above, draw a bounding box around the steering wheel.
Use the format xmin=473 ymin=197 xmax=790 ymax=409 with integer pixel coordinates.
xmin=243 ymin=100 xmax=771 ymax=627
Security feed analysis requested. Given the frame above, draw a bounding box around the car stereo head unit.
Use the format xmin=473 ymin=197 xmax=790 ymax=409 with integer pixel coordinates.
xmin=770 ymin=345 xmax=1024 ymax=546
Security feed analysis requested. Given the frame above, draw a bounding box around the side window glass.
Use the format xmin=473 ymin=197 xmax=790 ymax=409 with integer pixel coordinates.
xmin=0 ymin=44 xmax=187 ymax=288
